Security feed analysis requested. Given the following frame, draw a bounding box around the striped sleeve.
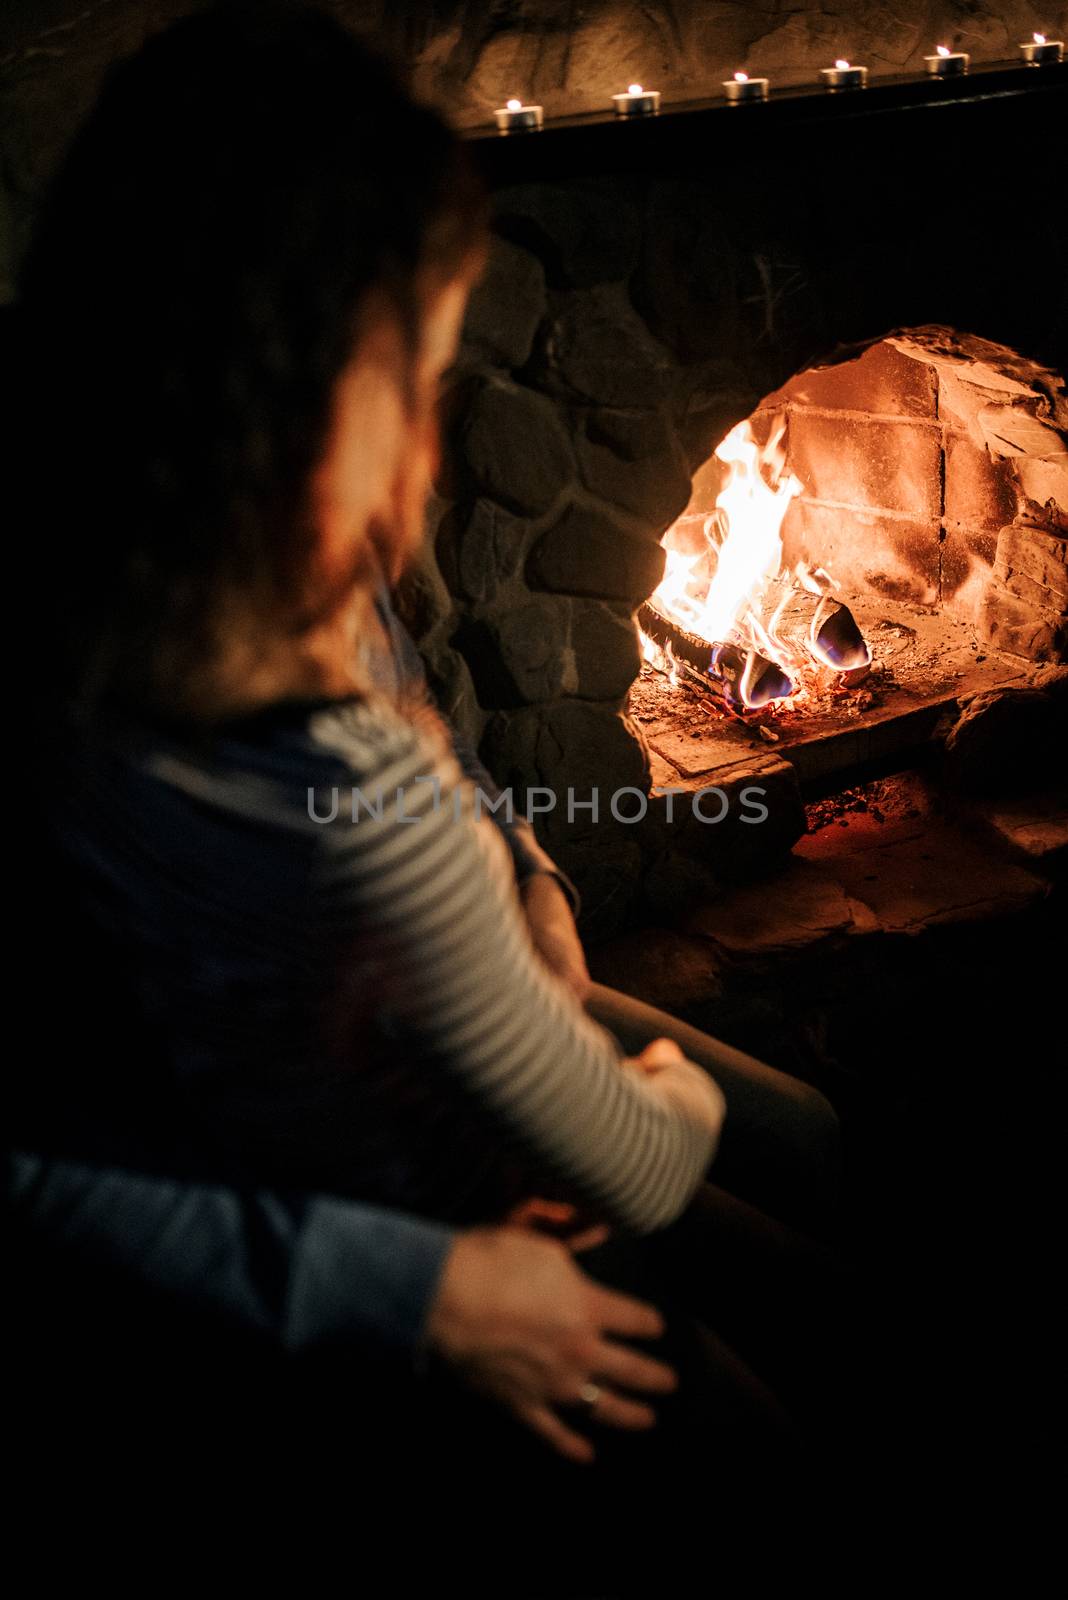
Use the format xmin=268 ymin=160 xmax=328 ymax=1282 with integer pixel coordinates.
xmin=309 ymin=705 xmax=722 ymax=1234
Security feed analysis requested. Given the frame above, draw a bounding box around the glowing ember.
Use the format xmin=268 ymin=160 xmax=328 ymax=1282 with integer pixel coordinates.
xmin=646 ymin=418 xmax=871 ymax=710
xmin=835 ymin=59 xmax=851 ymax=69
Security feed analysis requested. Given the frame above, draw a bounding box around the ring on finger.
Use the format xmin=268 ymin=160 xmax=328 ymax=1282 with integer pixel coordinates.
xmin=578 ymin=1381 xmax=602 ymax=1414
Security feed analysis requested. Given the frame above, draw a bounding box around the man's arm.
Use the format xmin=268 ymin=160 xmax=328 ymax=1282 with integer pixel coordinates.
xmin=9 ymin=1150 xmax=453 ymax=1358
xmin=9 ymin=1151 xmax=677 ymax=1462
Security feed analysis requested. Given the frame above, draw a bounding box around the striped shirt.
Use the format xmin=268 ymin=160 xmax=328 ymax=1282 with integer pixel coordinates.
xmin=51 ymin=696 xmax=721 ymax=1233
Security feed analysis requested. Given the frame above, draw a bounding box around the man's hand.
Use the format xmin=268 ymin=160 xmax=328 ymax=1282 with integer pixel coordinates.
xmin=520 ymin=875 xmax=591 ymax=1003
xmin=426 ymin=1227 xmax=676 ymax=1464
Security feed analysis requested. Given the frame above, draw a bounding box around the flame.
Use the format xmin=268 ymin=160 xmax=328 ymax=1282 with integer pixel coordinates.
xmin=645 ymin=419 xmax=871 ymax=708
xmin=654 ymin=420 xmax=800 ymax=648
xmin=639 ymin=629 xmax=679 ymax=686
xmin=628 ymin=83 xmax=644 ymax=94
xmin=936 ymin=45 xmax=951 ymax=57
xmin=506 ymin=97 xmax=522 ymax=111
xmin=835 ymin=59 xmax=851 ymax=69
xmin=734 ymin=71 xmax=749 ymax=82
xmin=1034 ymin=33 xmax=1047 ymax=45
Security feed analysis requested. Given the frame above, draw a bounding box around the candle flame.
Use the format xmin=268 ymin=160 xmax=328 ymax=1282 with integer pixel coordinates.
xmin=734 ymin=71 xmax=749 ymax=82
xmin=1034 ymin=33 xmax=1046 ymax=45
xmin=628 ymin=83 xmax=644 ymax=95
xmin=936 ymin=45 xmax=951 ymax=57
xmin=835 ymin=59 xmax=850 ymax=69
xmin=506 ymin=97 xmax=522 ymax=111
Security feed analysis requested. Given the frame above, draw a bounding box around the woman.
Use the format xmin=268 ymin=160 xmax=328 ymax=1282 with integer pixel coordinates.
xmin=19 ymin=3 xmax=722 ymax=1234
xmin=17 ymin=4 xmax=846 ymax=1459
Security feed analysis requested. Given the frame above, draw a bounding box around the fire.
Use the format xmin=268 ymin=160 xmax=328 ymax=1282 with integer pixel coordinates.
xmin=641 ymin=418 xmax=871 ymax=710
xmin=654 ymin=419 xmax=801 ymax=648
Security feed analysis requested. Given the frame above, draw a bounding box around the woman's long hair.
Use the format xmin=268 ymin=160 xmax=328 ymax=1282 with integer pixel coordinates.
xmin=16 ymin=1 xmax=484 ymax=722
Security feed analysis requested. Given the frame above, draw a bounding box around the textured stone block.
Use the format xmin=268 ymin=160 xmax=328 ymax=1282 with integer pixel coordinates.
xmin=684 ymin=858 xmax=859 ymax=956
xmin=454 ymin=600 xmax=572 ymax=707
xmin=480 ymin=701 xmax=650 ymax=847
xmin=535 ymin=283 xmax=677 ymax=408
xmin=784 ymin=413 xmax=943 ymax=521
xmin=648 ymin=753 xmax=805 ymax=883
xmin=941 ymin=686 xmax=1067 ymax=791
xmin=576 ymin=413 xmax=692 ymax=530
xmin=800 ymin=822 xmax=1046 ymax=932
xmin=758 ymin=339 xmax=938 ymax=420
xmin=978 ymin=583 xmax=1068 ymax=661
xmin=455 ymin=378 xmax=574 ymax=516
xmin=571 ymin=602 xmax=642 ymax=702
xmin=780 ymin=500 xmax=940 ymax=606
xmin=461 ymin=237 xmax=547 ymax=371
xmin=940 ymin=528 xmax=998 ymax=616
xmin=418 ymin=639 xmax=484 ymax=752
xmin=993 ymin=523 xmax=1068 ymax=605
xmin=528 ymin=503 xmax=666 ymax=603
xmin=435 ymin=498 xmax=530 ymax=605
xmin=944 ymin=431 xmax=1020 ymax=532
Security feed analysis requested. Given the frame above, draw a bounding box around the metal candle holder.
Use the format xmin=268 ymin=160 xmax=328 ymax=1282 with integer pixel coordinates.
xmin=1020 ymin=35 xmax=1064 ymax=64
xmin=612 ymin=83 xmax=661 ymax=116
xmin=925 ymin=47 xmax=969 ymax=76
xmin=493 ymin=98 xmax=544 ymax=132
xmin=820 ymin=60 xmax=868 ymax=90
xmin=723 ymin=72 xmax=769 ymax=103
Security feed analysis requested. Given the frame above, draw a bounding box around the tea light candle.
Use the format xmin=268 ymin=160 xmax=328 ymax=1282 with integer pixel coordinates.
xmin=924 ymin=44 xmax=969 ymax=76
xmin=493 ymin=97 xmax=544 ymax=132
xmin=1019 ymin=32 xmax=1064 ymax=64
xmin=820 ymin=58 xmax=869 ymax=89
xmin=612 ymin=82 xmax=661 ymax=115
xmin=723 ymin=71 xmax=769 ymax=103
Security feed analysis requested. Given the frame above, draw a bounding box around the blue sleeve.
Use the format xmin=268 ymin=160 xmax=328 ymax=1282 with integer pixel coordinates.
xmin=373 ymin=584 xmax=580 ymax=913
xmin=8 ymin=1150 xmax=455 ymax=1360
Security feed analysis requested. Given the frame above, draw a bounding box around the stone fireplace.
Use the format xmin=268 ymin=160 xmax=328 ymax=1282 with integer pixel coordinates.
xmin=393 ymin=64 xmax=1068 ymax=931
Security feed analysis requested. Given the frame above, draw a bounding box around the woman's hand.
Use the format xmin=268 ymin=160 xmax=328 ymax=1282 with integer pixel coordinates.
xmin=632 ymin=1037 xmax=688 ymax=1075
xmin=519 ymin=875 xmax=591 ymax=1003
xmin=426 ymin=1226 xmax=676 ymax=1464
xmin=628 ymin=1037 xmax=728 ymax=1146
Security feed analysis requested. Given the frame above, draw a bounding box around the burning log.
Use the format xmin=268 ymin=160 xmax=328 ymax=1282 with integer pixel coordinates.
xmin=639 ymin=600 xmax=795 ymax=709
xmin=761 ymin=583 xmax=872 ymax=673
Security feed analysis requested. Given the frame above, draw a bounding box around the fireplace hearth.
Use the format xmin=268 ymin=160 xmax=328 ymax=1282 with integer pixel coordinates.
xmin=632 ymin=327 xmax=1067 ymax=790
